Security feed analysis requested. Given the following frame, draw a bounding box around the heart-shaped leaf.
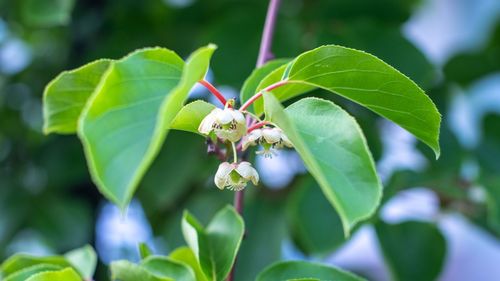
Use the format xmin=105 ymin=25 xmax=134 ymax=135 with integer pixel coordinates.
xmin=254 ymin=45 xmax=441 ymax=157
xmin=263 ymin=93 xmax=382 ymax=235
xmin=78 ymin=45 xmax=216 ymax=207
xmin=375 ymin=221 xmax=446 ymax=281
xmin=256 ymin=261 xmax=365 ymax=281
xmin=182 ymin=205 xmax=244 ymax=281
xmin=43 ymin=59 xmax=112 ymax=134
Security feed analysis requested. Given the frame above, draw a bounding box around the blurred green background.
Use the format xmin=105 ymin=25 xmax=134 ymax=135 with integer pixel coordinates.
xmin=1 ymin=0 xmax=500 ymax=280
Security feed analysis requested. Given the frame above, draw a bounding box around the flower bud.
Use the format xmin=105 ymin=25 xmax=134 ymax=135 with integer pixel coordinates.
xmin=214 ymin=161 xmax=259 ymax=191
xmin=198 ymin=108 xmax=247 ymax=142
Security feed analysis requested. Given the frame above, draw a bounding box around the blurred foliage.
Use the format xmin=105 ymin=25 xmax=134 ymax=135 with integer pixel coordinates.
xmin=0 ymin=0 xmax=499 ymax=280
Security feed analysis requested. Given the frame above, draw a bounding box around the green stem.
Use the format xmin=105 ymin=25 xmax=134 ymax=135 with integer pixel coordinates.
xmin=231 ymin=142 xmax=238 ymax=163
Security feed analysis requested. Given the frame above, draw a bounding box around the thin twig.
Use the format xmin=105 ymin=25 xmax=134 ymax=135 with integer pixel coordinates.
xmin=256 ymin=0 xmax=281 ymax=67
xmin=247 ymin=121 xmax=270 ymax=133
xmin=239 ymin=80 xmax=288 ymax=111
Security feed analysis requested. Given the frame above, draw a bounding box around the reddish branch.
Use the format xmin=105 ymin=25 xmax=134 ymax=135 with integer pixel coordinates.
xmin=199 ymin=79 xmax=228 ymax=106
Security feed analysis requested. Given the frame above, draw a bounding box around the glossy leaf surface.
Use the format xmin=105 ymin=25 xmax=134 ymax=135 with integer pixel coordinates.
xmin=264 ymin=94 xmax=382 ymax=235
xmin=256 ymin=45 xmax=441 ymax=157
xmin=78 ymin=45 xmax=215 ymax=207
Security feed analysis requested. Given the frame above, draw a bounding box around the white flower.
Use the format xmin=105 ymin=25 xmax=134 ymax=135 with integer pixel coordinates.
xmin=198 ymin=108 xmax=247 ymax=142
xmin=241 ymin=127 xmax=293 ymax=157
xmin=214 ymin=162 xmax=259 ymax=191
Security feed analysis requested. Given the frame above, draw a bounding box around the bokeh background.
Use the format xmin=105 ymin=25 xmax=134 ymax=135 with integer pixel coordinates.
xmin=1 ymin=0 xmax=500 ymax=280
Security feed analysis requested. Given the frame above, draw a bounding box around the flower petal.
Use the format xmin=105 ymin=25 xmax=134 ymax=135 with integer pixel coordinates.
xmin=214 ymin=162 xmax=234 ymax=189
xmin=231 ymin=109 xmax=246 ymax=124
xmin=217 ymin=108 xmax=234 ymax=124
xmin=198 ymin=109 xmax=217 ymax=134
xmin=262 ymin=128 xmax=281 ymax=143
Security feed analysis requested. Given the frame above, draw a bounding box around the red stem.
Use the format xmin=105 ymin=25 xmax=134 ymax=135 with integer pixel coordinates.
xmin=239 ymin=80 xmax=288 ymax=111
xmin=247 ymin=121 xmax=270 ymax=133
xmin=198 ymin=80 xmax=228 ymax=107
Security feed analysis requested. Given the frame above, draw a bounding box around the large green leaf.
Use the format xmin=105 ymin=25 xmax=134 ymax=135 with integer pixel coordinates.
xmin=256 ymin=261 xmax=364 ymax=281
xmin=375 ymin=221 xmax=446 ymax=281
xmin=182 ymin=205 xmax=244 ymax=281
xmin=171 ymin=100 xmax=215 ymax=135
xmin=255 ymin=45 xmax=441 ymax=157
xmin=25 ymin=268 xmax=81 ymax=281
xmin=3 ymin=264 xmax=62 ymax=281
xmin=64 ymin=245 xmax=97 ymax=280
xmin=239 ymin=59 xmax=290 ymax=110
xmin=287 ymin=176 xmax=345 ymax=255
xmin=0 ymin=255 xmax=71 ymax=277
xmin=43 ymin=59 xmax=112 ymax=134
xmin=263 ymin=93 xmax=382 ymax=235
xmin=78 ymin=45 xmax=216 ymax=207
xmin=141 ymin=256 xmax=196 ymax=281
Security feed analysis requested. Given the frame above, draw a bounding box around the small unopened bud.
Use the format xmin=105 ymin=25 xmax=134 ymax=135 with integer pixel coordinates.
xmin=214 ymin=162 xmax=259 ymax=191
xmin=198 ymin=108 xmax=247 ymax=142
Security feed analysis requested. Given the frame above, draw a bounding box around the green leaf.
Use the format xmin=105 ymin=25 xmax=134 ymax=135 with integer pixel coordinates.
xmin=287 ymin=176 xmax=345 ymax=255
xmin=78 ymin=44 xmax=216 ymax=207
xmin=25 ymin=268 xmax=81 ymax=281
xmin=141 ymin=256 xmax=196 ymax=281
xmin=43 ymin=59 xmax=112 ymax=134
xmin=21 ymin=0 xmax=76 ymax=27
xmin=182 ymin=205 xmax=244 ymax=281
xmin=263 ymin=93 xmax=382 ymax=235
xmin=64 ymin=245 xmax=97 ymax=280
xmin=139 ymin=243 xmax=153 ymax=260
xmin=1 ymin=254 xmax=71 ymax=277
xmin=375 ymin=221 xmax=446 ymax=281
xmin=110 ymin=260 xmax=171 ymax=281
xmin=171 ymin=100 xmax=215 ymax=135
xmin=170 ymin=247 xmax=208 ymax=281
xmin=239 ymin=59 xmax=290 ymax=110
xmin=3 ymin=264 xmax=62 ymax=281
xmin=256 ymin=261 xmax=365 ymax=281
xmin=255 ymin=45 xmax=441 ymax=157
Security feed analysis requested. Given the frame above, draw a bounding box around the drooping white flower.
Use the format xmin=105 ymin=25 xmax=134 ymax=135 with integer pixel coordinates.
xmin=214 ymin=161 xmax=259 ymax=191
xmin=241 ymin=127 xmax=293 ymax=157
xmin=198 ymin=108 xmax=247 ymax=142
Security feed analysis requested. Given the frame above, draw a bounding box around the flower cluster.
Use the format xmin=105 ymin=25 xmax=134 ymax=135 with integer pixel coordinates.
xmin=198 ymin=105 xmax=293 ymax=191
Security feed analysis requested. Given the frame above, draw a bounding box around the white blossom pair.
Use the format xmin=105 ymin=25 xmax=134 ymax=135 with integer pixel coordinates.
xmin=241 ymin=127 xmax=293 ymax=158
